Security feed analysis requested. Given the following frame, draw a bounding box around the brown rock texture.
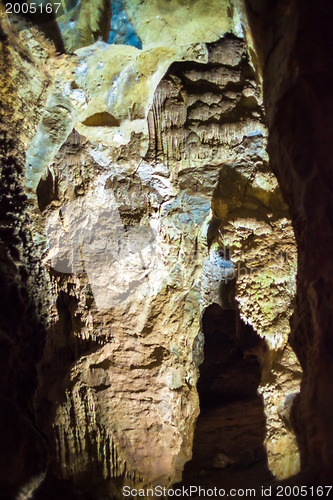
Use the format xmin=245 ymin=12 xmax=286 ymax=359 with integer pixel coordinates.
xmin=0 ymin=1 xmax=317 ymax=497
xmin=244 ymin=0 xmax=333 ymax=483
xmin=32 ymin=34 xmax=300 ymax=495
xmin=0 ymin=14 xmax=52 ymax=499
xmin=58 ymin=0 xmax=112 ymax=52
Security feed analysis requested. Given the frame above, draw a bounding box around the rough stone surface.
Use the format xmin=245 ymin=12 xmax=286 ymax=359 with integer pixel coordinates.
xmin=244 ymin=0 xmax=333 ymax=483
xmin=124 ymin=0 xmax=243 ymax=50
xmin=36 ymin=35 xmax=299 ymax=493
xmin=58 ymin=0 xmax=112 ymax=52
xmin=0 ymin=1 xmax=310 ymax=497
xmin=0 ymin=15 xmax=53 ymax=499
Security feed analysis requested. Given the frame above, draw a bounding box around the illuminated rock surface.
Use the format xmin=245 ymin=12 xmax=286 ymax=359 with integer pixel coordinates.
xmin=3 ymin=0 xmax=331 ymax=497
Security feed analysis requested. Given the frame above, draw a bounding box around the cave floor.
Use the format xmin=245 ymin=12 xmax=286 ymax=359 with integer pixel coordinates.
xmin=177 ymin=396 xmax=274 ymax=498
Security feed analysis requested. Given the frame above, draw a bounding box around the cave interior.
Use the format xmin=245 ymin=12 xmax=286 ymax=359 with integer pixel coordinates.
xmin=0 ymin=0 xmax=333 ymax=499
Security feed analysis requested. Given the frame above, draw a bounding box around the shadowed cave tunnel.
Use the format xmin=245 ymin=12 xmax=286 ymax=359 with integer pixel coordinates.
xmin=180 ymin=304 xmax=273 ymax=492
xmin=1 ymin=0 xmax=333 ymax=498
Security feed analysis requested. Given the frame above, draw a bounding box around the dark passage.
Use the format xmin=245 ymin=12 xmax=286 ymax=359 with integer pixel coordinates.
xmin=179 ymin=304 xmax=273 ymax=495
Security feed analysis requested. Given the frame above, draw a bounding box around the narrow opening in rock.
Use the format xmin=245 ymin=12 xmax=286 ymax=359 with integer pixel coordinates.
xmin=180 ymin=304 xmax=273 ymax=490
xmin=82 ymin=112 xmax=120 ymax=127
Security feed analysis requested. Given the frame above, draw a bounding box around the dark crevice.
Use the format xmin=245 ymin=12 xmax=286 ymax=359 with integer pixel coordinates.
xmin=82 ymin=112 xmax=120 ymax=128
xmin=179 ymin=304 xmax=272 ymax=491
xmin=0 ymin=74 xmax=49 ymax=497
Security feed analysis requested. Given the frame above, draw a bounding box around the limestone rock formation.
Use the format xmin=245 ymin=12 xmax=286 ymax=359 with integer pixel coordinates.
xmin=244 ymin=0 xmax=333 ymax=483
xmin=0 ymin=1 xmax=312 ymax=498
xmin=0 ymin=13 xmax=53 ymax=498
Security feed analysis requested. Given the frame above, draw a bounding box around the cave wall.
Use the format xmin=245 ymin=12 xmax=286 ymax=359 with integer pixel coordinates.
xmin=0 ymin=0 xmax=319 ymax=496
xmin=34 ymin=33 xmax=291 ymax=496
xmin=243 ymin=0 xmax=333 ymax=482
xmin=0 ymin=18 xmax=53 ymax=498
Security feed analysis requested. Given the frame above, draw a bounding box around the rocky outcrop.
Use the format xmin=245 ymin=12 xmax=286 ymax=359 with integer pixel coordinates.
xmin=244 ymin=0 xmax=333 ymax=483
xmin=58 ymin=0 xmax=112 ymax=52
xmin=31 ymin=34 xmax=300 ymax=496
xmin=0 ymin=1 xmax=310 ymax=497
